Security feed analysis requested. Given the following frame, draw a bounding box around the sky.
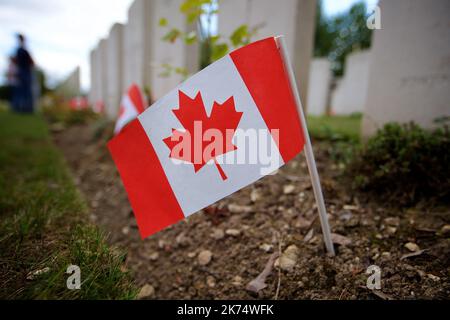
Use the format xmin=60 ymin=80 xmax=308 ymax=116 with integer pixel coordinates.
xmin=0 ymin=0 xmax=378 ymax=92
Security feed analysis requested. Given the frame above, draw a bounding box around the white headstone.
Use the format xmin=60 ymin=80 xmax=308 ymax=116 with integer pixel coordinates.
xmin=98 ymin=39 xmax=108 ymax=110
xmin=123 ymin=0 xmax=199 ymax=102
xmin=307 ymin=58 xmax=331 ymax=115
xmin=331 ymin=50 xmax=371 ymax=115
xmin=362 ymin=0 xmax=450 ymax=137
xmin=56 ymin=66 xmax=81 ymax=98
xmin=105 ymin=23 xmax=124 ymax=118
xmin=89 ymin=47 xmax=100 ymax=105
xmin=218 ymin=0 xmax=316 ymax=109
xmin=123 ymin=0 xmax=152 ymax=94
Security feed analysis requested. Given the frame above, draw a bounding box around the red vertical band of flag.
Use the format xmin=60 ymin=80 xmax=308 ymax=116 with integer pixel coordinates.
xmin=128 ymin=83 xmax=145 ymax=113
xmin=230 ymin=37 xmax=305 ymax=162
xmin=107 ymin=119 xmax=184 ymax=238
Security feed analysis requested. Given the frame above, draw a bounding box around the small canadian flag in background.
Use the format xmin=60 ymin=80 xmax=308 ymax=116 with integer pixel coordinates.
xmin=108 ymin=36 xmax=334 ymax=256
xmin=114 ymin=84 xmax=145 ymax=134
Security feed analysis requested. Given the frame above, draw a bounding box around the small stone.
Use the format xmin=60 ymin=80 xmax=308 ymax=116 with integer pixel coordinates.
xmin=375 ymin=233 xmax=383 ymax=239
xmin=210 ymin=228 xmax=225 ymax=240
xmin=384 ymin=217 xmax=400 ymax=227
xmin=148 ymin=252 xmax=159 ymax=261
xmin=232 ymin=276 xmax=243 ymax=286
xmin=228 ymin=204 xmax=252 ymax=213
xmin=250 ymin=189 xmax=263 ymax=202
xmin=440 ymin=225 xmax=450 ymax=235
xmin=259 ymin=243 xmax=273 ymax=252
xmin=427 ymin=274 xmax=440 ymax=281
xmin=381 ymin=251 xmax=391 ymax=258
xmin=405 ymin=242 xmax=420 ymax=252
xmin=175 ymin=232 xmax=190 ymax=246
xmin=158 ymin=240 xmax=166 ymax=249
xmin=121 ymin=226 xmax=130 ymax=235
xmin=187 ymin=252 xmax=196 ymax=258
xmin=303 ymin=229 xmax=314 ymax=242
xmin=343 ymin=204 xmax=359 ymax=211
xmin=198 ymin=250 xmax=212 ymax=266
xmin=345 ymin=218 xmax=359 ymax=227
xmin=283 ymin=185 xmax=296 ymax=194
xmin=137 ymin=284 xmax=155 ymax=299
xmin=295 ymin=217 xmax=311 ymax=230
xmin=225 ymin=229 xmax=240 ymax=237
xmin=386 ymin=226 xmax=397 ymax=235
xmin=206 ymin=276 xmax=216 ymax=288
xmin=340 ymin=211 xmax=353 ymax=221
xmin=278 ymin=245 xmax=299 ymax=271
xmin=331 ymin=233 xmax=352 ymax=246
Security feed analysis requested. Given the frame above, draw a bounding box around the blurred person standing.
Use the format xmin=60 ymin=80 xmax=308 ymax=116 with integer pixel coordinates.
xmin=13 ymin=34 xmax=35 ymax=113
xmin=6 ymin=56 xmax=18 ymax=109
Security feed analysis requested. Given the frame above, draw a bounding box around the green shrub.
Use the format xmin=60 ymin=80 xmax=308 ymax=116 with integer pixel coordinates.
xmin=349 ymin=122 xmax=450 ymax=205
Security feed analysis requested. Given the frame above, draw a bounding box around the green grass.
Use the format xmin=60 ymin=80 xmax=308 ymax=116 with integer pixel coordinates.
xmin=0 ymin=111 xmax=136 ymax=299
xmin=307 ymin=113 xmax=362 ymax=143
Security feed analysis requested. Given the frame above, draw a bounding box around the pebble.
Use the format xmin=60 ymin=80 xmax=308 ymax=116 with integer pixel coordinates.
xmin=148 ymin=252 xmax=159 ymax=261
xmin=211 ymin=228 xmax=225 ymax=240
xmin=137 ymin=284 xmax=155 ymax=299
xmin=404 ymin=242 xmax=420 ymax=252
xmin=386 ymin=226 xmax=397 ymax=235
xmin=345 ymin=218 xmax=359 ymax=227
xmin=259 ymin=243 xmax=273 ymax=252
xmin=176 ymin=232 xmax=190 ymax=246
xmin=331 ymin=233 xmax=352 ymax=246
xmin=384 ymin=217 xmax=400 ymax=227
xmin=232 ymin=276 xmax=243 ymax=286
xmin=295 ymin=217 xmax=311 ymax=230
xmin=198 ymin=250 xmax=212 ymax=266
xmin=250 ymin=189 xmax=263 ymax=202
xmin=427 ymin=274 xmax=440 ymax=281
xmin=158 ymin=240 xmax=166 ymax=249
xmin=440 ymin=225 xmax=450 ymax=235
xmin=278 ymin=245 xmax=299 ymax=271
xmin=121 ymin=226 xmax=130 ymax=235
xmin=206 ymin=276 xmax=216 ymax=288
xmin=228 ymin=204 xmax=252 ymax=213
xmin=283 ymin=185 xmax=296 ymax=195
xmin=225 ymin=229 xmax=241 ymax=237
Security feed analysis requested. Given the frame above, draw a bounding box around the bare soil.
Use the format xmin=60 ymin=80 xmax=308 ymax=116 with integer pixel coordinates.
xmin=52 ymin=122 xmax=450 ymax=299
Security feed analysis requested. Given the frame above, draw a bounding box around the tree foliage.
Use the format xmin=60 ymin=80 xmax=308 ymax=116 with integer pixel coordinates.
xmin=314 ymin=1 xmax=372 ymax=76
xmin=159 ymin=0 xmax=258 ymax=77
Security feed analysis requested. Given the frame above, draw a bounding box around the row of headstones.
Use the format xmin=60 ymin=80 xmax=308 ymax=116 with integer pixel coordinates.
xmin=90 ymin=0 xmax=450 ymax=138
xmin=307 ymin=0 xmax=450 ymax=137
xmin=89 ymin=0 xmax=193 ymax=119
xmin=307 ymin=50 xmax=371 ymax=117
xmin=89 ymin=0 xmax=317 ymax=120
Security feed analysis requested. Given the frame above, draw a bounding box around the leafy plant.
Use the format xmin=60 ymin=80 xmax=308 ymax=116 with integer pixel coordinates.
xmin=348 ymin=122 xmax=450 ymax=205
xmin=159 ymin=0 xmax=259 ymax=77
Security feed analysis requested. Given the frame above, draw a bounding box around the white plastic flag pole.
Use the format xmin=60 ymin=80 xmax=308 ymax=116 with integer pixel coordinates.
xmin=275 ymin=36 xmax=335 ymax=256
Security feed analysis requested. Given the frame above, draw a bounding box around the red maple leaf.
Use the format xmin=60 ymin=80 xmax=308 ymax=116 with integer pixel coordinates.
xmin=163 ymin=90 xmax=243 ymax=180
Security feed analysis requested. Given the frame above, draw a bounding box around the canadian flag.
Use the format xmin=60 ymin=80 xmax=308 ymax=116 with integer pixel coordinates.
xmin=114 ymin=84 xmax=145 ymax=134
xmin=108 ymin=37 xmax=305 ymax=238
